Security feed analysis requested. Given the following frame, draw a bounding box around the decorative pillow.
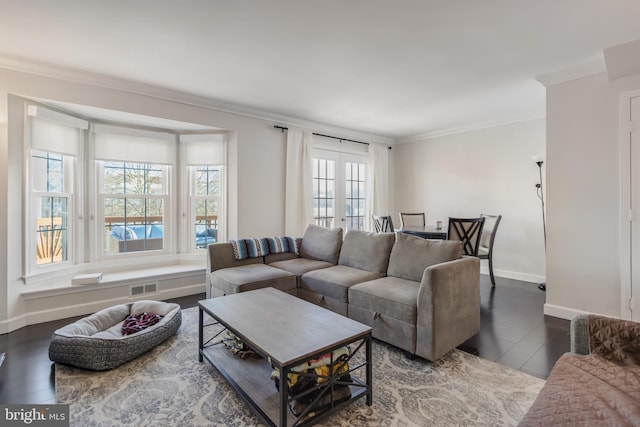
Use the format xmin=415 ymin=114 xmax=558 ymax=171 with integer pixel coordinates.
xmin=387 ymin=232 xmax=463 ymax=282
xmin=121 ymin=312 xmax=164 ymax=336
xmin=266 ymin=236 xmax=298 ymax=255
xmin=299 ymin=224 xmax=343 ymax=264
xmin=338 ymin=229 xmax=395 ymax=274
xmin=229 ymin=238 xmax=270 ymax=260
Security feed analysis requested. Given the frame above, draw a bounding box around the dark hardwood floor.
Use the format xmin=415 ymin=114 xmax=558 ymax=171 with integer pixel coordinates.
xmin=460 ymin=275 xmax=570 ymax=379
xmin=0 ymin=275 xmax=569 ymax=404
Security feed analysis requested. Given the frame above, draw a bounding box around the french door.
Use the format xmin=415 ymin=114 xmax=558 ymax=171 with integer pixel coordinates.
xmin=312 ymin=149 xmax=367 ymax=231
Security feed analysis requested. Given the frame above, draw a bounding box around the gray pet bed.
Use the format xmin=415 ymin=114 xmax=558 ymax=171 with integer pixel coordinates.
xmin=49 ymin=300 xmax=182 ymax=370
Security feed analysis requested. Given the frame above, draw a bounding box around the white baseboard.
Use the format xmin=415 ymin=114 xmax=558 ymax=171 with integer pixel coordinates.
xmin=480 ymin=265 xmax=545 ymax=284
xmin=543 ymin=303 xmax=590 ymax=320
xmin=0 ymin=314 xmax=28 ymax=335
xmin=543 ymin=303 xmax=616 ymax=321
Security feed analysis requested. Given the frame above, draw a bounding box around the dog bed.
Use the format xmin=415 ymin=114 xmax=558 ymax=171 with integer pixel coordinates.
xmin=49 ymin=300 xmax=181 ymax=370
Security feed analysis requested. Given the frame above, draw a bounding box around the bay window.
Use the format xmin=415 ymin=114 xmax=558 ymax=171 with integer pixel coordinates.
xmin=24 ymin=102 xmax=227 ymax=282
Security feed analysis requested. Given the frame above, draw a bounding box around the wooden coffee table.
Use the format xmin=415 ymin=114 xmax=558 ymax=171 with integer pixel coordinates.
xmin=199 ymin=287 xmax=373 ymax=427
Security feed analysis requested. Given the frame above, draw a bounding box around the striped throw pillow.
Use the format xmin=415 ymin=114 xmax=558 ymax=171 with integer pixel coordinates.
xmin=229 ymin=238 xmax=270 ymax=260
xmin=266 ymin=236 xmax=298 ymax=255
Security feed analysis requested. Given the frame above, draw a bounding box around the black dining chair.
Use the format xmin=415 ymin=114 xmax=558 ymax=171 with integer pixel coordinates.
xmin=372 ymin=215 xmax=395 ymax=232
xmin=399 ymin=212 xmax=425 ymax=229
xmin=478 ymin=214 xmax=502 ymax=287
xmin=447 ymin=217 xmax=486 ymax=257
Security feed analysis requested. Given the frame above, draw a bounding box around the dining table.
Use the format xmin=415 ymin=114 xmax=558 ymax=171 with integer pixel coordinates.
xmin=397 ymin=225 xmax=447 ymax=240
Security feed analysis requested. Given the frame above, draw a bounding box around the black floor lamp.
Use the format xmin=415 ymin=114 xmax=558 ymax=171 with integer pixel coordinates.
xmin=533 ymin=156 xmax=546 ymax=291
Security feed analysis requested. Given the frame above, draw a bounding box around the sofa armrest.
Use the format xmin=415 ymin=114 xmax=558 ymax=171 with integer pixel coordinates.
xmin=571 ymin=314 xmax=640 ymax=364
xmin=206 ymin=242 xmax=265 ymax=298
xmin=570 ymin=314 xmax=590 ymax=355
xmin=415 ymin=257 xmax=480 ymax=361
xmin=206 ymin=242 xmax=264 ymax=273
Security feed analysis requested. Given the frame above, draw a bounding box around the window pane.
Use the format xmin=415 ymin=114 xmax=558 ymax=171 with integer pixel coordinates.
xmin=145 ymin=165 xmax=164 ymax=195
xmin=32 ymin=151 xmax=64 ymax=192
xmin=104 ymin=198 xmax=164 ymax=254
xmin=318 ymin=159 xmax=326 ymax=179
xmin=194 ymin=166 xmax=221 ymax=197
xmin=344 ymin=161 xmax=366 ymax=231
xmin=194 ymin=199 xmax=218 ymax=249
xmin=36 ymin=197 xmax=68 ymax=265
xmin=102 ymin=162 xmax=165 ymax=195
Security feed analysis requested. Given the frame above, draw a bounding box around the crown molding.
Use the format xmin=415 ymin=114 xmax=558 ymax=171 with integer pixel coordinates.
xmin=535 ymin=56 xmax=606 ymax=88
xmin=395 ymin=114 xmax=545 ymax=144
xmin=0 ymin=53 xmax=394 ymax=146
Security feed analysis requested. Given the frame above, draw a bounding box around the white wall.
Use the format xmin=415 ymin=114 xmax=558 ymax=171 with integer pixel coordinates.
xmin=393 ymin=119 xmax=546 ymax=283
xmin=545 ymin=71 xmax=640 ymax=319
xmin=0 ymin=66 xmax=388 ymax=331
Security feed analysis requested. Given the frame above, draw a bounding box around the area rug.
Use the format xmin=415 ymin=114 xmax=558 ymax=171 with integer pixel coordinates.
xmin=56 ymin=307 xmax=544 ymax=426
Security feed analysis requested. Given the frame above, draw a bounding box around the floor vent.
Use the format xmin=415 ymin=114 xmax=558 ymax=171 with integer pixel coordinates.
xmin=130 ymin=282 xmax=158 ymax=296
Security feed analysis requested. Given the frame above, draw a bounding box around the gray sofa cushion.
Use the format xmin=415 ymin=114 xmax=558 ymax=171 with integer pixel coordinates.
xmin=211 ymin=264 xmax=297 ymax=295
xmin=268 ymin=258 xmax=333 ymax=277
xmin=338 ymin=229 xmax=395 ymax=274
xmin=301 ymin=265 xmax=383 ymax=303
xmin=388 ymin=232 xmax=463 ymax=281
xmin=299 ymin=224 xmax=343 ymax=264
xmin=349 ymin=277 xmax=420 ymax=324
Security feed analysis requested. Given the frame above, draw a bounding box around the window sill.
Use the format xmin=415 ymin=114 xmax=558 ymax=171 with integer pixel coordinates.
xmin=21 ymin=264 xmax=206 ymax=300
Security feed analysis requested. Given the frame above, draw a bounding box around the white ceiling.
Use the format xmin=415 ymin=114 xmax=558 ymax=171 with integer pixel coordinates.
xmin=2 ymin=0 xmax=640 ymax=139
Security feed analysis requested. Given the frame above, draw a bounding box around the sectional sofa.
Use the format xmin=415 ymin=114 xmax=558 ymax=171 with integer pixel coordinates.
xmin=206 ymin=224 xmax=480 ymax=361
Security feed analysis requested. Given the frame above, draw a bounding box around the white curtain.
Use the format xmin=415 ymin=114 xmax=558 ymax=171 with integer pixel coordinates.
xmin=366 ymin=144 xmax=390 ymax=230
xmin=285 ymin=128 xmax=314 ymax=236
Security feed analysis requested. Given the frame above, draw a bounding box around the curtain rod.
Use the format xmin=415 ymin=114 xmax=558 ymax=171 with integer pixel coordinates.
xmin=273 ymin=125 xmax=391 ymax=150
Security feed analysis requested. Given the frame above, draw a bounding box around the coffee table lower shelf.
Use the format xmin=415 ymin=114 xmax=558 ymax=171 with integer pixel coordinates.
xmin=200 ymin=332 xmax=370 ymax=427
xmin=200 ymin=342 xmax=370 ymax=427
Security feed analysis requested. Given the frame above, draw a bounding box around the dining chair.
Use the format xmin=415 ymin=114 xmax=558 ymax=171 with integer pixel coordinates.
xmin=372 ymin=215 xmax=395 ymax=232
xmin=447 ymin=217 xmax=486 ymax=257
xmin=478 ymin=214 xmax=502 ymax=287
xmin=399 ymin=212 xmax=425 ymax=228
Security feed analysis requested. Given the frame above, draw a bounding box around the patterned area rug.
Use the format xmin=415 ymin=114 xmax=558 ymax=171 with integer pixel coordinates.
xmin=56 ymin=307 xmax=544 ymax=426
